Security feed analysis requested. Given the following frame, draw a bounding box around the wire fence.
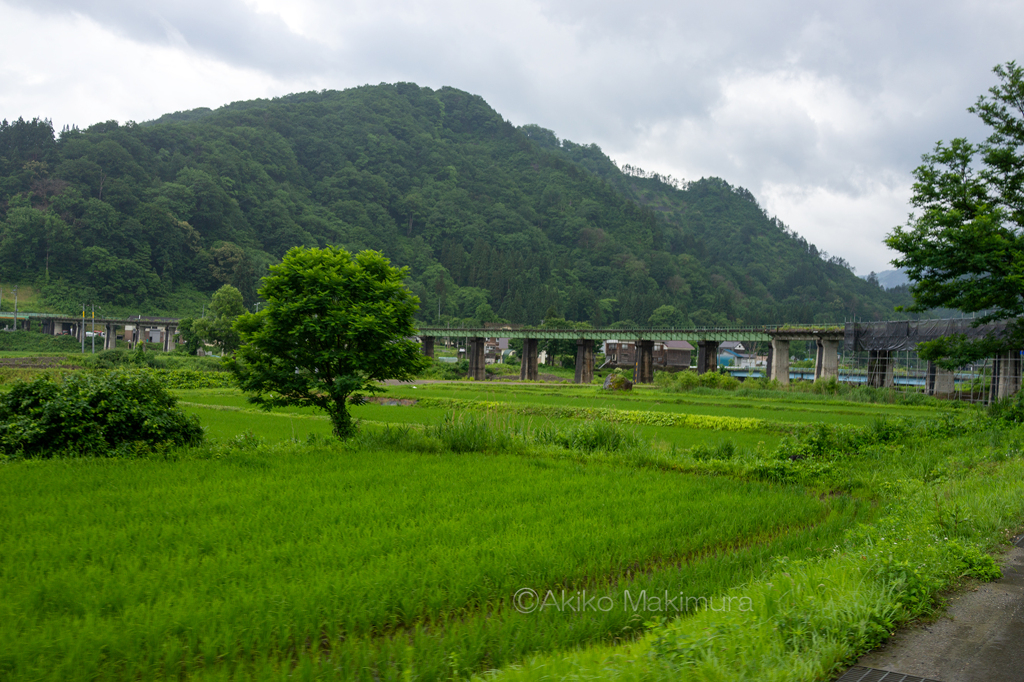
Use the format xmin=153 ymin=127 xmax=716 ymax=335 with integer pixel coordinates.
xmin=837 ymin=347 xmax=1001 ymax=404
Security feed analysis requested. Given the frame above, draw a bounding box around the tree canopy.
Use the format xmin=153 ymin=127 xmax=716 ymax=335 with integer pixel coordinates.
xmin=886 ymin=61 xmax=1024 ymax=364
xmin=193 ymin=284 xmax=245 ymax=354
xmin=227 ymin=246 xmax=427 ymax=438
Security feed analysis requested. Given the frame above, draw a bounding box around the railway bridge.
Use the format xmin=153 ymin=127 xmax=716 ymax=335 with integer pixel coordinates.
xmin=4 ymin=311 xmax=1020 ymax=397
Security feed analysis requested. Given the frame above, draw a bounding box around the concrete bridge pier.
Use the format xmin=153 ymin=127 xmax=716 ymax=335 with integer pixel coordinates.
xmin=76 ymin=323 xmax=85 ymax=344
xmin=927 ymin=361 xmax=955 ymax=396
xmin=467 ymin=337 xmax=486 ymax=381
xmin=421 ymin=336 xmax=434 ymax=358
xmin=770 ymin=339 xmax=790 ymax=386
xmin=867 ymin=350 xmax=894 ymax=388
xmin=814 ymin=338 xmax=839 ymax=381
xmin=574 ymin=340 xmax=594 ymax=384
xmin=105 ymin=323 xmax=117 ymax=350
xmin=520 ymin=338 xmax=539 ymax=381
xmin=635 ymin=340 xmax=655 ymax=383
xmin=20 ymin=318 xmax=30 ymax=332
xmin=696 ymin=341 xmax=720 ymax=375
xmin=163 ymin=325 xmax=176 ymax=352
xmin=993 ymin=350 xmax=1022 ymax=401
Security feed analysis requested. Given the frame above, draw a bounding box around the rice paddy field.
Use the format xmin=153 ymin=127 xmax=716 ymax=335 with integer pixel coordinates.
xmin=3 ymin=371 xmax=1024 ymax=681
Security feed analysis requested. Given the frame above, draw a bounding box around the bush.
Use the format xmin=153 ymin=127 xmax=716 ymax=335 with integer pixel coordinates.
xmin=0 ymin=370 xmax=204 ymax=458
xmin=417 ymin=358 xmax=469 ymax=380
xmin=658 ymin=370 xmax=741 ymax=392
xmin=989 ymin=392 xmax=1024 ymax=423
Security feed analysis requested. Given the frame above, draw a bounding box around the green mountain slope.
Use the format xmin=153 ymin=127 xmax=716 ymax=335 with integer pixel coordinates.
xmin=0 ymin=84 xmax=906 ymax=324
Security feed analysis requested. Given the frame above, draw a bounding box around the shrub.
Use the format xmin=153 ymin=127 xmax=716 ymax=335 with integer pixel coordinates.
xmin=0 ymin=370 xmax=204 ymax=458
xmin=988 ymin=392 xmax=1024 ymax=423
xmin=659 ymin=370 xmax=741 ymax=392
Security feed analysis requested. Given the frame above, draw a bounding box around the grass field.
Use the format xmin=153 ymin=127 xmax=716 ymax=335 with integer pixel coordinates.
xmin=3 ymin=373 xmax=1024 ymax=681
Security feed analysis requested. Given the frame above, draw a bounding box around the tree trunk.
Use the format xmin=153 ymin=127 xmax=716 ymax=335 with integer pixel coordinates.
xmin=327 ymin=399 xmax=356 ymax=439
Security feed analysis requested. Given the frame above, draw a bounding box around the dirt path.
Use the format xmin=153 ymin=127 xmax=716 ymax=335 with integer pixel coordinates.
xmin=846 ymin=534 xmax=1024 ymax=681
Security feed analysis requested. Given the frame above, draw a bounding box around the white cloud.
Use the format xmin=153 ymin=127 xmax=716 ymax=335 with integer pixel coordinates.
xmin=0 ymin=2 xmax=307 ymax=130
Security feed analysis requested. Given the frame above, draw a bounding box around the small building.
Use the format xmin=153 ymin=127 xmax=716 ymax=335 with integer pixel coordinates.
xmin=601 ymin=340 xmax=693 ymax=370
xmin=718 ymin=341 xmax=759 ymax=368
xmin=484 ymin=337 xmax=508 ymax=363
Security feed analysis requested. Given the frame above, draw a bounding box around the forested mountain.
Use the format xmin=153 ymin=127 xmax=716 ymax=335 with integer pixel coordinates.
xmin=0 ymin=84 xmax=908 ymax=325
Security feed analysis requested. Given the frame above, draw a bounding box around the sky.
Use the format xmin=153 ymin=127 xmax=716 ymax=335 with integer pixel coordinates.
xmin=1 ymin=0 xmax=1020 ymax=274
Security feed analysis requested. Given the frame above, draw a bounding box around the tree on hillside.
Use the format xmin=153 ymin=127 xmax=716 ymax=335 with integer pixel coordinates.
xmin=648 ymin=304 xmax=689 ymax=328
xmin=227 ymin=246 xmax=427 ymax=439
xmin=886 ymin=61 xmax=1024 ymax=365
xmin=194 ymin=284 xmax=245 ymax=354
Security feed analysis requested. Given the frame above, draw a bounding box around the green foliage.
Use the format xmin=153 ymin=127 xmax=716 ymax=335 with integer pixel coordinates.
xmin=228 ymin=246 xmax=428 ymax=438
xmin=175 ymin=316 xmax=203 ymax=355
xmin=988 ymin=391 xmax=1024 ymax=423
xmin=192 ymin=284 xmax=245 ymax=353
xmin=0 ymin=330 xmax=85 ymax=352
xmin=656 ymin=370 xmax=741 ymax=391
xmin=6 ymin=376 xmax=1024 ymax=680
xmin=416 ymin=357 xmax=470 ymax=380
xmin=0 ymin=370 xmax=203 ymax=458
xmin=0 ymin=86 xmax=905 ymax=324
xmin=648 ymin=304 xmax=689 ymax=328
xmin=888 ymin=62 xmax=1024 ymax=363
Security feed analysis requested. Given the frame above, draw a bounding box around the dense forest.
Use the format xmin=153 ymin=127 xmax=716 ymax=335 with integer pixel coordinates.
xmin=0 ymin=83 xmax=910 ymax=326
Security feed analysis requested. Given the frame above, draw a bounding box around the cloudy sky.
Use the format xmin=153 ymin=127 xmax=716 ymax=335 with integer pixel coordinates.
xmin=1 ymin=0 xmax=1019 ymax=273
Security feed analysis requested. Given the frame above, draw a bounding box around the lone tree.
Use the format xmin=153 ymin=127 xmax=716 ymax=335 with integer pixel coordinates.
xmin=227 ymin=246 xmax=428 ymax=438
xmin=886 ymin=61 xmax=1024 ymax=366
xmin=194 ymin=284 xmax=246 ymax=355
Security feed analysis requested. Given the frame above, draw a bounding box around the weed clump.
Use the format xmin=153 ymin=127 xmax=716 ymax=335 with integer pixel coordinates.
xmin=537 ymin=420 xmax=641 ymax=452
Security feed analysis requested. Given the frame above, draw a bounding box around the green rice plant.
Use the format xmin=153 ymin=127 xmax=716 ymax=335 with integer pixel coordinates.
xmin=479 ymin=455 xmax=1024 ymax=682
xmin=0 ymin=445 xmax=841 ymax=681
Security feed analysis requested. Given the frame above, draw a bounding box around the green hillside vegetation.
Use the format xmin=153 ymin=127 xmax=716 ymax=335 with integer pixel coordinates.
xmin=0 ymin=85 xmax=908 ymax=324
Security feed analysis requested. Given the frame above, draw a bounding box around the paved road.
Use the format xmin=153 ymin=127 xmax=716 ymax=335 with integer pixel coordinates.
xmin=849 ymin=535 xmax=1024 ymax=682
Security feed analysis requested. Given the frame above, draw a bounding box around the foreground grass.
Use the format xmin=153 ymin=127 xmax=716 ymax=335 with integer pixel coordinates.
xmin=4 ymin=378 xmax=1020 ymax=681
xmin=480 ymin=453 xmax=1024 ymax=682
xmin=0 ymin=443 xmax=851 ymax=681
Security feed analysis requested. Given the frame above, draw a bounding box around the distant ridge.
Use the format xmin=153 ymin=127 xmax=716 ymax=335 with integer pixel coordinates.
xmin=862 ymin=269 xmax=909 ymax=290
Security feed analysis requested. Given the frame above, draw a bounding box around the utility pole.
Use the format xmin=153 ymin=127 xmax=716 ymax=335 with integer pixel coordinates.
xmin=91 ymin=304 xmax=96 ymax=354
xmin=81 ymin=304 xmax=85 ymax=353
xmin=13 ymin=287 xmax=17 ymax=332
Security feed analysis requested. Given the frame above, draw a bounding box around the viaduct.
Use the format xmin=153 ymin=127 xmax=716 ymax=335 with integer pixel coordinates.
xmin=2 ymin=313 xmax=180 ymax=352
xmin=3 ymin=312 xmax=1020 ymax=398
xmin=417 ymin=318 xmax=1023 ymax=398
